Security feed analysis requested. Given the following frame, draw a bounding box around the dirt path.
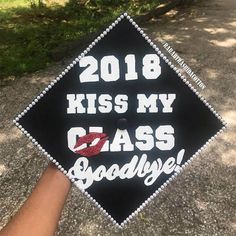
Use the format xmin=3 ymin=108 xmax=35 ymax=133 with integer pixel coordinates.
xmin=0 ymin=0 xmax=236 ymax=235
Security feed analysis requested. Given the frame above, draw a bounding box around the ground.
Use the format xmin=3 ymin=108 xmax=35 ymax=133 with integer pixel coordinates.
xmin=0 ymin=0 xmax=236 ymax=235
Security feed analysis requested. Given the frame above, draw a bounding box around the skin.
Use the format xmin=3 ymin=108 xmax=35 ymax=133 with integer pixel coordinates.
xmin=0 ymin=163 xmax=71 ymax=236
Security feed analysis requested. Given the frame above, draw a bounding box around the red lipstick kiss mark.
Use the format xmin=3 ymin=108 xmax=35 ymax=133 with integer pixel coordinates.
xmin=73 ymin=132 xmax=108 ymax=157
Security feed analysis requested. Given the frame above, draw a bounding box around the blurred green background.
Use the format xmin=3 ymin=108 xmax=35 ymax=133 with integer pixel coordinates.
xmin=0 ymin=0 xmax=164 ymax=85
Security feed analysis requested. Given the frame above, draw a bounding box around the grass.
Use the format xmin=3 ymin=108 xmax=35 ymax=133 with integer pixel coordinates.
xmin=0 ymin=0 xmax=161 ymax=85
xmin=0 ymin=0 xmax=28 ymax=9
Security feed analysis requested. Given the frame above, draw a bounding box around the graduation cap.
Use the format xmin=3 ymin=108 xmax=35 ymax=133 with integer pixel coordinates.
xmin=13 ymin=13 xmax=226 ymax=227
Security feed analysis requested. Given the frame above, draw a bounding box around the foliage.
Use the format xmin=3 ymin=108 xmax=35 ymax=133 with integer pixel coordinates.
xmin=0 ymin=0 xmax=28 ymax=9
xmin=0 ymin=0 xmax=161 ymax=84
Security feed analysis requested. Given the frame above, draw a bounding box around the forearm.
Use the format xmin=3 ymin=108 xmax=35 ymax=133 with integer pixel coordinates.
xmin=0 ymin=163 xmax=71 ymax=236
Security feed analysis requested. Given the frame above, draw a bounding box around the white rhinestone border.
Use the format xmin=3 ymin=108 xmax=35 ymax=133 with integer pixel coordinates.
xmin=13 ymin=13 xmax=227 ymax=229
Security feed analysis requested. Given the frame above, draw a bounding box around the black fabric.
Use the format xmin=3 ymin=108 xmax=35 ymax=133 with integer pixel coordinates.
xmin=19 ymin=18 xmax=223 ymax=223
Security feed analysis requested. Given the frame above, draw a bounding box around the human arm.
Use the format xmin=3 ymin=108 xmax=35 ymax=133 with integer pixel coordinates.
xmin=0 ymin=163 xmax=71 ymax=236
